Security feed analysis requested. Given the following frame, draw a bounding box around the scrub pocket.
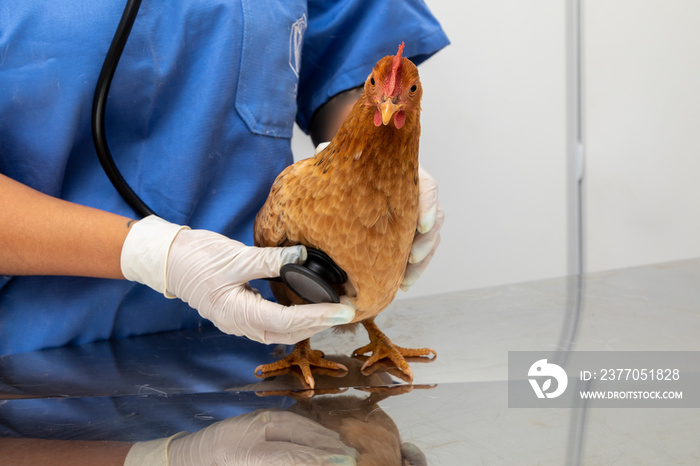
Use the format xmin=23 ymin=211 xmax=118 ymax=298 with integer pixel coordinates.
xmin=235 ymin=0 xmax=307 ymax=138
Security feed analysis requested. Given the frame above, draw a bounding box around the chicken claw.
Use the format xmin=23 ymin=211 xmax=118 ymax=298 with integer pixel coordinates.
xmin=353 ymin=319 xmax=436 ymax=380
xmin=255 ymin=338 xmax=348 ymax=389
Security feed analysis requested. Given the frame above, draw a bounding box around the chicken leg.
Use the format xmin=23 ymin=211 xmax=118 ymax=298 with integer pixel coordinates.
xmin=254 ymin=338 xmax=348 ymax=389
xmin=353 ymin=318 xmax=436 ymax=380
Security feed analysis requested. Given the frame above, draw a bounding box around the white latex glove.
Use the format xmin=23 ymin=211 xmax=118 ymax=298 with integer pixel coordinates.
xmin=121 ymin=216 xmax=355 ymax=344
xmin=401 ymin=442 xmax=428 ymax=466
xmin=401 ymin=165 xmax=444 ymax=291
xmin=124 ymin=409 xmax=358 ymax=466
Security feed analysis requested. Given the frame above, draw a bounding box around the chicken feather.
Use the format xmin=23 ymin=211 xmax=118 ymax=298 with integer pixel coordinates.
xmin=254 ymin=43 xmax=435 ymax=387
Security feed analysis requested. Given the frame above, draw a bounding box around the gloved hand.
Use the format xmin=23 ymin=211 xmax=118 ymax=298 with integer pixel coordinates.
xmin=401 ymin=442 xmax=428 ymax=466
xmin=401 ymin=165 xmax=444 ymax=291
xmin=124 ymin=409 xmax=358 ymax=466
xmin=121 ymin=216 xmax=355 ymax=344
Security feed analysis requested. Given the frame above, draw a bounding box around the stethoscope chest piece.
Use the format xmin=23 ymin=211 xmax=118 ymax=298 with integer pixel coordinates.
xmin=280 ymin=248 xmax=347 ymax=304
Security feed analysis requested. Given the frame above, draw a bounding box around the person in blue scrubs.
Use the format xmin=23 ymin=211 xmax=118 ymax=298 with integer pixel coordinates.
xmin=0 ymin=1 xmax=448 ymax=462
xmin=0 ymin=0 xmax=447 ymax=353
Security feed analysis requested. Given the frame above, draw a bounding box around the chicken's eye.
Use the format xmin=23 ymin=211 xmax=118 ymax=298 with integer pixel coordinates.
xmin=410 ymin=84 xmax=417 ymax=93
xmin=370 ymin=77 xmax=375 ymax=86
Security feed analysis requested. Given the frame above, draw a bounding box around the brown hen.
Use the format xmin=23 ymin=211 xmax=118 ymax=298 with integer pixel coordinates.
xmin=254 ymin=43 xmax=435 ymax=388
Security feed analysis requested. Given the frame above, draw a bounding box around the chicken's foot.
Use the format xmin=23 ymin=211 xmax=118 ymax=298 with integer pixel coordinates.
xmin=353 ymin=319 xmax=436 ymax=381
xmin=254 ymin=338 xmax=348 ymax=389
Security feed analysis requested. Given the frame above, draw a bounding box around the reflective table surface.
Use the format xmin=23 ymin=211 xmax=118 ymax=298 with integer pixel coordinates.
xmin=2 ymin=259 xmax=700 ymax=464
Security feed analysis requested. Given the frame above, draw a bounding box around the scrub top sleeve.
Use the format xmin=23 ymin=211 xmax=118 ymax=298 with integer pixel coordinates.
xmin=296 ymin=0 xmax=450 ymax=133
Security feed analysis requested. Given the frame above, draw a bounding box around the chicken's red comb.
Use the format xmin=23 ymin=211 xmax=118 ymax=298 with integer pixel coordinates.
xmin=383 ymin=42 xmax=405 ymax=98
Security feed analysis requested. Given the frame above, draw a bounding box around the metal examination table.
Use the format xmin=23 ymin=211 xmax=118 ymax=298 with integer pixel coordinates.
xmin=2 ymin=259 xmax=699 ymax=464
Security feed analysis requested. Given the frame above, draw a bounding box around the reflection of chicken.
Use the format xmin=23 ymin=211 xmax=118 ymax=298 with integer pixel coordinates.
xmin=256 ymin=355 xmax=431 ymax=466
xmin=291 ymin=393 xmax=416 ymax=466
xmin=254 ymin=43 xmax=435 ymax=388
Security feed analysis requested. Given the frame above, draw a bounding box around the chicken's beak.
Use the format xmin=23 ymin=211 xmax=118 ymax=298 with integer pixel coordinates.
xmin=379 ymin=100 xmax=400 ymax=126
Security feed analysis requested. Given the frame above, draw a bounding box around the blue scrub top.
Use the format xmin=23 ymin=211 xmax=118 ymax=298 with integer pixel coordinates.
xmin=0 ymin=0 xmax=449 ymax=355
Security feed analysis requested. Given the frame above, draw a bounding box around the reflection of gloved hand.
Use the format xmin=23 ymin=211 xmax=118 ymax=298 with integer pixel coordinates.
xmin=402 ymin=165 xmax=444 ymax=291
xmin=121 ymin=216 xmax=354 ymax=344
xmin=124 ymin=410 xmax=358 ymax=466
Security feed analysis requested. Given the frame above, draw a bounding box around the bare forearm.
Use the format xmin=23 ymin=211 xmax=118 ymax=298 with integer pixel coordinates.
xmin=0 ymin=437 xmax=133 ymax=466
xmin=309 ymin=86 xmax=362 ymax=146
xmin=0 ymin=173 xmax=133 ymax=279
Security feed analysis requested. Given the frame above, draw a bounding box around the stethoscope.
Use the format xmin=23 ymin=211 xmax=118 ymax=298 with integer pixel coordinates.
xmin=92 ymin=0 xmax=347 ymax=304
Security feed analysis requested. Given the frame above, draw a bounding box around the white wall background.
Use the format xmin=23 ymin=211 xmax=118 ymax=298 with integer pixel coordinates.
xmin=292 ymin=0 xmax=700 ymax=298
xmin=584 ymin=0 xmax=700 ymax=272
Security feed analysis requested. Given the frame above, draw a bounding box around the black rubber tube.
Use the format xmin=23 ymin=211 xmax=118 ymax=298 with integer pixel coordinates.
xmin=92 ymin=0 xmax=157 ymax=218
